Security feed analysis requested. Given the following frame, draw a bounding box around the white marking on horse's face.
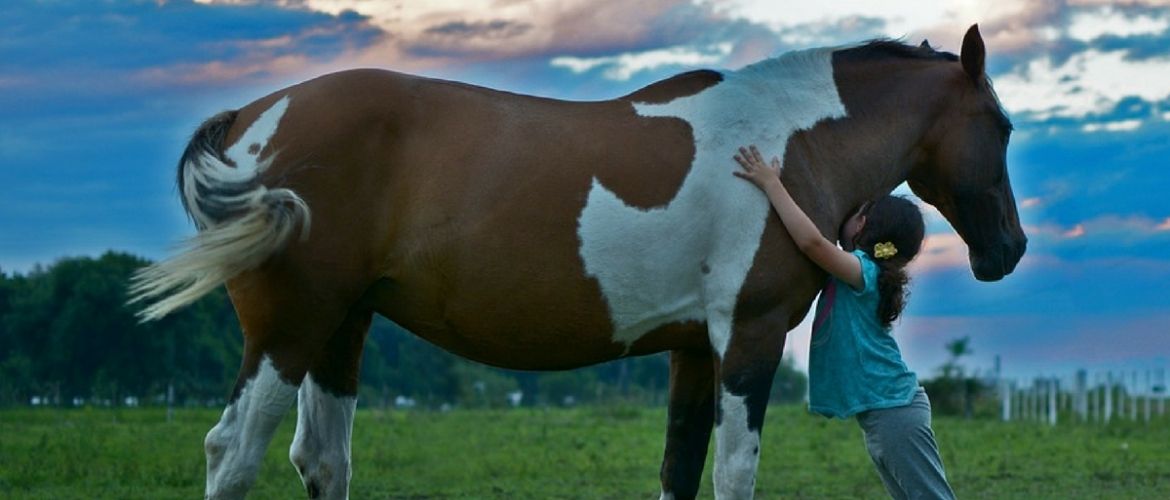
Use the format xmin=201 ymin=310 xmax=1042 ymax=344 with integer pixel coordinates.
xmin=224 ymin=95 xmax=290 ymax=178
xmin=290 ymin=374 xmax=358 ymax=499
xmin=713 ymin=388 xmax=761 ymax=499
xmin=205 ymin=356 xmax=298 ymax=498
xmin=577 ymin=48 xmax=847 ymax=357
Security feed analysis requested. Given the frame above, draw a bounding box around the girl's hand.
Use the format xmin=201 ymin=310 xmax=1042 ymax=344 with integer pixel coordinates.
xmin=732 ymin=145 xmax=782 ymax=191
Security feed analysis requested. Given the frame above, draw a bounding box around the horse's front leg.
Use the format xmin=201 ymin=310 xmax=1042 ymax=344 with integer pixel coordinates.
xmin=710 ymin=311 xmax=788 ymax=500
xmin=289 ymin=307 xmax=373 ymax=500
xmin=659 ymin=348 xmax=717 ymax=500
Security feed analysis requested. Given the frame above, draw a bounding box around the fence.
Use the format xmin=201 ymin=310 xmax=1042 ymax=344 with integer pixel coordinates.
xmin=999 ymin=367 xmax=1168 ymax=425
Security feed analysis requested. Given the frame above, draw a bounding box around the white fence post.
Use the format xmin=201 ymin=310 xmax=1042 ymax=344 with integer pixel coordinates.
xmin=1116 ymin=372 xmax=1124 ymax=420
xmin=1158 ymin=368 xmax=1166 ymax=418
xmin=1144 ymin=370 xmax=1152 ymax=424
xmin=1130 ymin=371 xmax=1139 ymax=421
xmin=1076 ymin=370 xmax=1088 ymax=422
xmin=997 ymin=365 xmax=1168 ymax=425
xmin=1104 ymin=372 xmax=1113 ymax=423
xmin=1000 ymin=378 xmax=1012 ymax=422
xmin=1025 ymin=383 xmax=1034 ymax=422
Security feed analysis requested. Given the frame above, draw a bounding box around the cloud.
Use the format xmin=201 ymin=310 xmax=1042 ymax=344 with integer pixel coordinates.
xmin=0 ymin=1 xmax=383 ymax=94
xmin=995 ymin=49 xmax=1170 ymax=121
xmin=1011 ymin=213 xmax=1170 ymax=252
xmin=197 ymin=0 xmax=886 ymax=85
xmin=1067 ymin=5 xmax=1170 ymax=41
xmin=1063 ymin=223 xmax=1087 ymax=238
xmin=698 ymin=0 xmax=952 ymax=37
xmin=1063 ymin=214 xmax=1170 ymax=238
xmin=132 ymin=54 xmax=316 ymax=87
xmin=1081 ymin=119 xmax=1143 ymax=133
xmin=285 ymin=0 xmax=713 ymax=61
xmin=550 ymin=43 xmax=732 ymax=81
xmin=423 ymin=19 xmax=534 ymax=39
xmin=908 ymin=211 xmax=1170 ymax=278
xmin=910 ymin=233 xmax=969 ymax=274
xmin=172 ymin=0 xmax=1170 ymax=134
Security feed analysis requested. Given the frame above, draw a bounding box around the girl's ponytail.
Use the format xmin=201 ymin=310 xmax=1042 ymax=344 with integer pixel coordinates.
xmin=875 ymin=261 xmax=910 ymax=327
xmin=854 ymin=196 xmax=926 ymax=328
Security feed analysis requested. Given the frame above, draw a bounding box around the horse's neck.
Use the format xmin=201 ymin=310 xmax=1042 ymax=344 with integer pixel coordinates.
xmin=722 ymin=47 xmax=937 ymax=235
xmin=792 ymin=58 xmax=945 ymax=233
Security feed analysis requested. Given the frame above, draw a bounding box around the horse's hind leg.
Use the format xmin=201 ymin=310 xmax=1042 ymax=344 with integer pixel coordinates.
xmin=289 ymin=306 xmax=373 ymax=500
xmin=204 ymin=273 xmax=357 ymax=500
xmin=659 ymin=348 xmax=717 ymax=500
xmin=204 ymin=342 xmax=302 ymax=500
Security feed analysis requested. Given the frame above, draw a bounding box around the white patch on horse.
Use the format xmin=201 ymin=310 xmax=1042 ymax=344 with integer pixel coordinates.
xmin=577 ymin=48 xmax=847 ymax=356
xmin=713 ymin=388 xmax=761 ymax=499
xmin=204 ymin=356 xmax=298 ymax=499
xmin=225 ymin=95 xmax=290 ymax=177
xmin=290 ymin=373 xmax=358 ymax=500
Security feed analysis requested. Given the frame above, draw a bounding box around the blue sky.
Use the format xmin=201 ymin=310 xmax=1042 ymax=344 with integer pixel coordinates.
xmin=2 ymin=0 xmax=1168 ymax=379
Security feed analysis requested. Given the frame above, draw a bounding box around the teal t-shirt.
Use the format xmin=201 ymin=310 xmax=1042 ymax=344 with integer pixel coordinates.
xmin=808 ymin=249 xmax=918 ymax=419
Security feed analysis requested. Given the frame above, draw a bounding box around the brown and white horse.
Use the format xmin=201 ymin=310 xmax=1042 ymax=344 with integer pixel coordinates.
xmin=133 ymin=24 xmax=1025 ymax=500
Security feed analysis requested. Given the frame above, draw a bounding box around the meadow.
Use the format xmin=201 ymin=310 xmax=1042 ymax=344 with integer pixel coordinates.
xmin=0 ymin=405 xmax=1166 ymax=499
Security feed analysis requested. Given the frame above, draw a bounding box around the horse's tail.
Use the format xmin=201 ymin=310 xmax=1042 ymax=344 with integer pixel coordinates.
xmin=128 ymin=110 xmax=311 ymax=322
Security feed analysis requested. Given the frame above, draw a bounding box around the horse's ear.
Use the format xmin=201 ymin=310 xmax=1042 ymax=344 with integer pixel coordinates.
xmin=920 ymin=39 xmax=932 ymax=50
xmin=961 ymin=24 xmax=985 ymax=81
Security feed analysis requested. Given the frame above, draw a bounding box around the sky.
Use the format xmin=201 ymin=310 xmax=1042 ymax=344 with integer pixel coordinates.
xmin=2 ymin=0 xmax=1168 ymax=382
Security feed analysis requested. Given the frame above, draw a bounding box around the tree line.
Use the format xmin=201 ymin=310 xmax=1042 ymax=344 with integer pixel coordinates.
xmin=0 ymin=252 xmax=808 ymax=409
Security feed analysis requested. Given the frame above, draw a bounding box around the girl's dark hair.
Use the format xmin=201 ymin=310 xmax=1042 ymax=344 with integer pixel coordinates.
xmin=852 ymin=195 xmax=926 ymax=327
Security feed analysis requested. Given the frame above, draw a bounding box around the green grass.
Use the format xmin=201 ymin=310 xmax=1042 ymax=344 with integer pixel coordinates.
xmin=1 ymin=405 xmax=1167 ymax=498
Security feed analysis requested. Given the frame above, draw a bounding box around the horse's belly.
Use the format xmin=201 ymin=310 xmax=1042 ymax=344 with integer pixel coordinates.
xmin=363 ymin=273 xmax=647 ymax=370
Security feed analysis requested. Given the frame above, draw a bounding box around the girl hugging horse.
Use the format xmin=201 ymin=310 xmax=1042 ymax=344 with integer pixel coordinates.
xmin=735 ymin=144 xmax=955 ymax=499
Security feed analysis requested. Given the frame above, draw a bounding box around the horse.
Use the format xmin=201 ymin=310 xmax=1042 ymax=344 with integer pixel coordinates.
xmin=132 ymin=24 xmax=1025 ymax=500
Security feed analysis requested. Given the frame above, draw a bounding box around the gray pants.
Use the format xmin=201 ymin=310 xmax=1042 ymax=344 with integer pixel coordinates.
xmin=856 ymin=387 xmax=956 ymax=500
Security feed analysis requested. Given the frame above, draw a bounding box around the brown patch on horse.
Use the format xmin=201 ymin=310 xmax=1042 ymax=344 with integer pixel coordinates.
xmin=622 ymin=69 xmax=723 ymax=104
xmin=588 ymin=102 xmax=697 ymax=209
xmin=584 ymin=70 xmax=726 ymax=208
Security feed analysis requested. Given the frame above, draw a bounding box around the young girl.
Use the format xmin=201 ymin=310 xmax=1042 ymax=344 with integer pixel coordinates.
xmin=733 ymin=145 xmax=955 ymax=499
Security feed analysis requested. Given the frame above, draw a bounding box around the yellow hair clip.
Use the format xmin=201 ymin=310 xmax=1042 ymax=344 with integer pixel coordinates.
xmin=874 ymin=242 xmax=898 ymax=259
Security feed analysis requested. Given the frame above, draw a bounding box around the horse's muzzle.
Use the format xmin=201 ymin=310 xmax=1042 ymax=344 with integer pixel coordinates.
xmin=971 ymin=236 xmax=1027 ymax=282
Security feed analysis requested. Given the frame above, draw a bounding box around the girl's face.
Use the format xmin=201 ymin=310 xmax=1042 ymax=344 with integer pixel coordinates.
xmin=839 ymin=205 xmax=867 ymax=251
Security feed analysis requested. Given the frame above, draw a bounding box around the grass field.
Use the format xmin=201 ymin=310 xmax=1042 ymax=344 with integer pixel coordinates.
xmin=1 ymin=405 xmax=1167 ymax=499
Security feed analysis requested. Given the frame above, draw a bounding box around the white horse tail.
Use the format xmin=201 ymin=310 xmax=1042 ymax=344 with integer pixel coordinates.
xmin=129 ymin=109 xmax=311 ymax=322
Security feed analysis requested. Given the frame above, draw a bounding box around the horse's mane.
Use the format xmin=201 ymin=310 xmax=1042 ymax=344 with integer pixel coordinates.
xmin=846 ymin=39 xmax=959 ymax=62
xmin=735 ymin=39 xmax=957 ymax=81
xmin=845 ymin=39 xmax=1012 ymax=132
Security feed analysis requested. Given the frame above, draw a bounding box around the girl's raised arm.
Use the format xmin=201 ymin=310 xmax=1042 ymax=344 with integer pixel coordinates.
xmin=733 ymin=145 xmax=863 ymax=290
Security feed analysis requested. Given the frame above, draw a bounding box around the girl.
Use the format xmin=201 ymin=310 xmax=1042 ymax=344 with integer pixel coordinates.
xmin=733 ymin=145 xmax=955 ymax=499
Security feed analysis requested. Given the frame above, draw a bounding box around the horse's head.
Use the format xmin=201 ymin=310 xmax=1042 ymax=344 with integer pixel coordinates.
xmin=908 ymin=25 xmax=1027 ymax=281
